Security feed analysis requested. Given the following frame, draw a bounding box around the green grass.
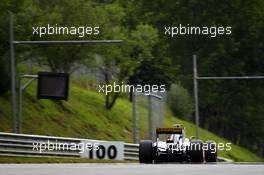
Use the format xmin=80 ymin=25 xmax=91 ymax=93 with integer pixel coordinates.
xmin=0 ymin=83 xmax=262 ymax=162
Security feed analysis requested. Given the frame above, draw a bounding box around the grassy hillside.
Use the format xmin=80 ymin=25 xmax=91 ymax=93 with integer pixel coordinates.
xmin=0 ymin=82 xmax=262 ymax=162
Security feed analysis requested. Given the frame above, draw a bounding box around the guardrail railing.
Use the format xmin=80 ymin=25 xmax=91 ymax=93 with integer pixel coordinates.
xmin=124 ymin=143 xmax=139 ymax=160
xmin=0 ymin=132 xmax=136 ymax=160
xmin=0 ymin=132 xmax=82 ymax=158
xmin=0 ymin=132 xmax=231 ymax=162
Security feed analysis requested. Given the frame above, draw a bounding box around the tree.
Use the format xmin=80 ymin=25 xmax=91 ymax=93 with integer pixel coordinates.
xmin=133 ymin=0 xmax=264 ymax=156
xmin=167 ymin=84 xmax=193 ymax=119
xmin=0 ymin=0 xmax=29 ymax=95
xmin=96 ymin=21 xmax=160 ymax=109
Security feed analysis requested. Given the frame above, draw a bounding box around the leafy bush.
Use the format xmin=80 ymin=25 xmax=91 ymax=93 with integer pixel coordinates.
xmin=167 ymin=84 xmax=193 ymax=119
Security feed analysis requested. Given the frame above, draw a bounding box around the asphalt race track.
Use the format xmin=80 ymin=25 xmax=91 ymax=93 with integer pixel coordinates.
xmin=0 ymin=163 xmax=263 ymax=175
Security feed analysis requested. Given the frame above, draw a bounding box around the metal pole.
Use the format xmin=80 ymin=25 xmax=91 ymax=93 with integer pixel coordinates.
xmin=197 ymin=76 xmax=264 ymax=80
xmin=159 ymin=96 xmax=163 ymax=128
xmin=132 ymin=92 xmax=137 ymax=143
xmin=193 ymin=54 xmax=200 ymax=139
xmin=148 ymin=95 xmax=153 ymax=140
xmin=8 ymin=11 xmax=17 ymax=133
xmin=13 ymin=40 xmax=123 ymax=44
xmin=159 ymin=96 xmax=164 ymax=140
xmin=18 ymin=83 xmax=23 ymax=133
xmin=18 ymin=76 xmax=37 ymax=134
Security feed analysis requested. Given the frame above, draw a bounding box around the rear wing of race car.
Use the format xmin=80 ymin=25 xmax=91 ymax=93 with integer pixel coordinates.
xmin=156 ymin=127 xmax=183 ymax=134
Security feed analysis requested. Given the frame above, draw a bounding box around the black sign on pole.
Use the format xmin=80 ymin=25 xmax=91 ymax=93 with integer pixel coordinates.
xmin=37 ymin=72 xmax=69 ymax=100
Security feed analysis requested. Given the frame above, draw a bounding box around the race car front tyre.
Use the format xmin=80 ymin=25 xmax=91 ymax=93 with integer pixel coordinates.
xmin=204 ymin=140 xmax=217 ymax=162
xmin=189 ymin=139 xmax=204 ymax=162
xmin=139 ymin=140 xmax=153 ymax=163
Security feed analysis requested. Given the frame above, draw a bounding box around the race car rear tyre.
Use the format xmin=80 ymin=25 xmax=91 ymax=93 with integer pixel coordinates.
xmin=204 ymin=141 xmax=217 ymax=162
xmin=189 ymin=139 xmax=204 ymax=162
xmin=139 ymin=140 xmax=153 ymax=164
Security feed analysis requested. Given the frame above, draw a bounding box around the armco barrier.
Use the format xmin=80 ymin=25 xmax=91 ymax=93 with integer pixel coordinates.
xmin=0 ymin=132 xmax=80 ymax=158
xmin=0 ymin=132 xmax=231 ymax=162
xmin=0 ymin=132 xmax=132 ymax=160
xmin=124 ymin=143 xmax=139 ymax=160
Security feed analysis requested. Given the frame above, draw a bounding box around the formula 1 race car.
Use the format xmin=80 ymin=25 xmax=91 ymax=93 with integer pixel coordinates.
xmin=139 ymin=124 xmax=217 ymax=163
